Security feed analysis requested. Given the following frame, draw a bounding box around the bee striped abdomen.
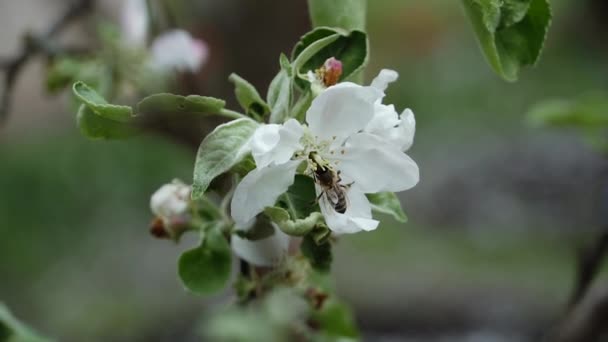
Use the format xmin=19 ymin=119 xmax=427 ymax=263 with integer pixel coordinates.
xmin=334 ymin=190 xmax=347 ymax=214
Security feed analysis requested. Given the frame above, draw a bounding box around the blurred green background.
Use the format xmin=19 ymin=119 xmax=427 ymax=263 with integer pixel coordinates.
xmin=1 ymin=0 xmax=607 ymax=340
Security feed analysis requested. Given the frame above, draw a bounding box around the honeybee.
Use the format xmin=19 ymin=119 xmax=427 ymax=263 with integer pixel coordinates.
xmin=310 ymin=153 xmax=349 ymax=214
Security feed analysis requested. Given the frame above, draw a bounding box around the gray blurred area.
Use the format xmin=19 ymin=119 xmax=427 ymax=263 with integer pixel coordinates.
xmin=1 ymin=0 xmax=608 ymax=341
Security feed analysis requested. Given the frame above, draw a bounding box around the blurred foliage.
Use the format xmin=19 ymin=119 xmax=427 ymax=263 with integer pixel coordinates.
xmin=2 ymin=0 xmax=608 ymax=340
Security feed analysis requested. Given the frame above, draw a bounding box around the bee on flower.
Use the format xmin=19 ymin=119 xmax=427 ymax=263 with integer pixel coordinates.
xmin=231 ymin=66 xmax=418 ymax=234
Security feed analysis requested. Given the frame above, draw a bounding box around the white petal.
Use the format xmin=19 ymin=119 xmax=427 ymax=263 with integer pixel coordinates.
xmin=394 ymin=108 xmax=416 ymax=151
xmin=121 ymin=0 xmax=149 ymax=46
xmin=365 ymin=106 xmax=416 ymax=152
xmin=250 ymin=124 xmax=281 ymax=168
xmin=364 ymin=103 xmax=400 ymax=134
xmin=149 ymin=30 xmax=209 ymax=73
xmin=250 ymin=120 xmax=303 ymax=168
xmin=333 ymin=133 xmax=419 ymax=193
xmin=230 ymin=161 xmax=300 ymax=226
xmin=370 ymin=69 xmax=398 ymax=92
xmin=306 ymin=83 xmax=382 ymax=140
xmin=232 ymin=224 xmax=290 ymax=267
xmin=318 ymin=185 xmax=378 ymax=234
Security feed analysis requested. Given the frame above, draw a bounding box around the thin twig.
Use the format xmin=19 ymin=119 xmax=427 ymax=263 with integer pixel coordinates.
xmin=568 ymin=231 xmax=608 ymax=310
xmin=0 ymin=0 xmax=94 ymax=123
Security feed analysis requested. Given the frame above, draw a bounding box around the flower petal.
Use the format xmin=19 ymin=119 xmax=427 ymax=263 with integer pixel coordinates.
xmin=364 ymin=103 xmax=400 ymax=134
xmin=230 ymin=161 xmax=300 ymax=226
xmin=306 ymin=83 xmax=382 ymax=140
xmin=150 ymin=30 xmax=209 ymax=73
xmin=333 ymin=133 xmax=419 ymax=193
xmin=394 ymin=108 xmax=416 ymax=151
xmin=250 ymin=124 xmax=280 ymax=167
xmin=318 ymin=185 xmax=378 ymax=234
xmin=232 ymin=225 xmax=290 ymax=267
xmin=250 ymin=120 xmax=303 ymax=168
xmin=370 ymin=69 xmax=399 ymax=92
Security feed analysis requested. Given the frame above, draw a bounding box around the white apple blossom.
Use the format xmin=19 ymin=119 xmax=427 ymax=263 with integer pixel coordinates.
xmin=149 ymin=30 xmax=209 ymax=73
xmin=150 ymin=180 xmax=192 ymax=227
xmin=230 ymin=69 xmax=419 ymax=234
xmin=120 ymin=0 xmax=208 ymax=73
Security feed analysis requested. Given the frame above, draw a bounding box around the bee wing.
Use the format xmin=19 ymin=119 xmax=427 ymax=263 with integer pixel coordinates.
xmin=325 ymin=188 xmax=340 ymax=205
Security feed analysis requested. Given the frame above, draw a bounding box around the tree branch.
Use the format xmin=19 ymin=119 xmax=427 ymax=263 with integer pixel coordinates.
xmin=0 ymin=0 xmax=95 ymax=124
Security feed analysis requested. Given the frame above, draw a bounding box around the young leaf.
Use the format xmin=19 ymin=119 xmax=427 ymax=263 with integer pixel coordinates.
xmin=77 ymin=105 xmax=139 ymax=139
xmin=267 ymin=69 xmax=291 ymax=124
xmin=72 ymin=81 xmax=133 ymax=122
xmin=178 ymin=226 xmax=232 ymax=295
xmin=228 ymin=73 xmax=270 ymax=120
xmin=192 ymin=118 xmax=258 ymax=199
xmin=307 ymin=0 xmax=367 ymax=31
xmin=462 ymin=0 xmax=552 ymax=81
xmin=137 ymin=93 xmax=225 ymax=116
xmin=527 ymin=93 xmax=608 ymax=128
xmin=276 ymin=175 xmax=319 ymax=219
xmin=0 ymin=303 xmax=51 ymax=342
xmin=301 ymin=235 xmax=332 ymax=272
xmin=366 ymin=192 xmax=408 ymax=223
xmin=292 ymin=27 xmax=368 ymax=85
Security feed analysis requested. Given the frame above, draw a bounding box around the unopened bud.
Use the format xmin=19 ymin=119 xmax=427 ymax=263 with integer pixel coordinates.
xmin=149 ymin=179 xmax=192 ymax=240
xmin=321 ymin=57 xmax=342 ymax=87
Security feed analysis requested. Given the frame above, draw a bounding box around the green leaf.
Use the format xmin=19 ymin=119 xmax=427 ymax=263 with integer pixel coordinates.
xmin=311 ymin=299 xmax=359 ymax=339
xmin=137 ymin=93 xmax=225 ymax=116
xmin=264 ymin=207 xmax=323 ymax=236
xmin=72 ymin=81 xmax=133 ymax=122
xmin=267 ymin=69 xmax=292 ymax=124
xmin=235 ymin=217 xmax=275 ymax=241
xmin=307 ymin=0 xmax=367 ymax=31
xmin=366 ymin=192 xmax=408 ymax=223
xmin=192 ymin=118 xmax=258 ymax=199
xmin=0 ymin=303 xmax=51 ymax=342
xmin=228 ymin=73 xmax=270 ymax=120
xmin=277 ymin=175 xmax=318 ymax=219
xmin=462 ymin=0 xmax=552 ymax=81
xmin=178 ymin=226 xmax=231 ymax=295
xmin=527 ymin=93 xmax=608 ymax=128
xmin=301 ymin=235 xmax=332 ymax=272
xmin=76 ymin=105 xmax=139 ymax=139
xmin=292 ymin=27 xmax=369 ymax=84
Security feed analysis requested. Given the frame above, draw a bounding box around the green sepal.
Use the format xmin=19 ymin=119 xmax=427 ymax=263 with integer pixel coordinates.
xmin=366 ymin=192 xmax=408 ymax=223
xmin=178 ymin=225 xmax=232 ymax=295
xmin=462 ymin=0 xmax=552 ymax=81
xmin=228 ymin=73 xmax=270 ymax=121
xmin=192 ymin=118 xmax=258 ymax=199
xmin=264 ymin=207 xmax=324 ymax=236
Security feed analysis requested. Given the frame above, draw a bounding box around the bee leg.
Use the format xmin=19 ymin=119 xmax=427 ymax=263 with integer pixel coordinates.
xmin=310 ymin=191 xmax=324 ymax=205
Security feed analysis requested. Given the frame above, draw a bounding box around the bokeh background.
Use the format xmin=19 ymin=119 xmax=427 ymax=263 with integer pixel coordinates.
xmin=1 ymin=0 xmax=607 ymax=341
